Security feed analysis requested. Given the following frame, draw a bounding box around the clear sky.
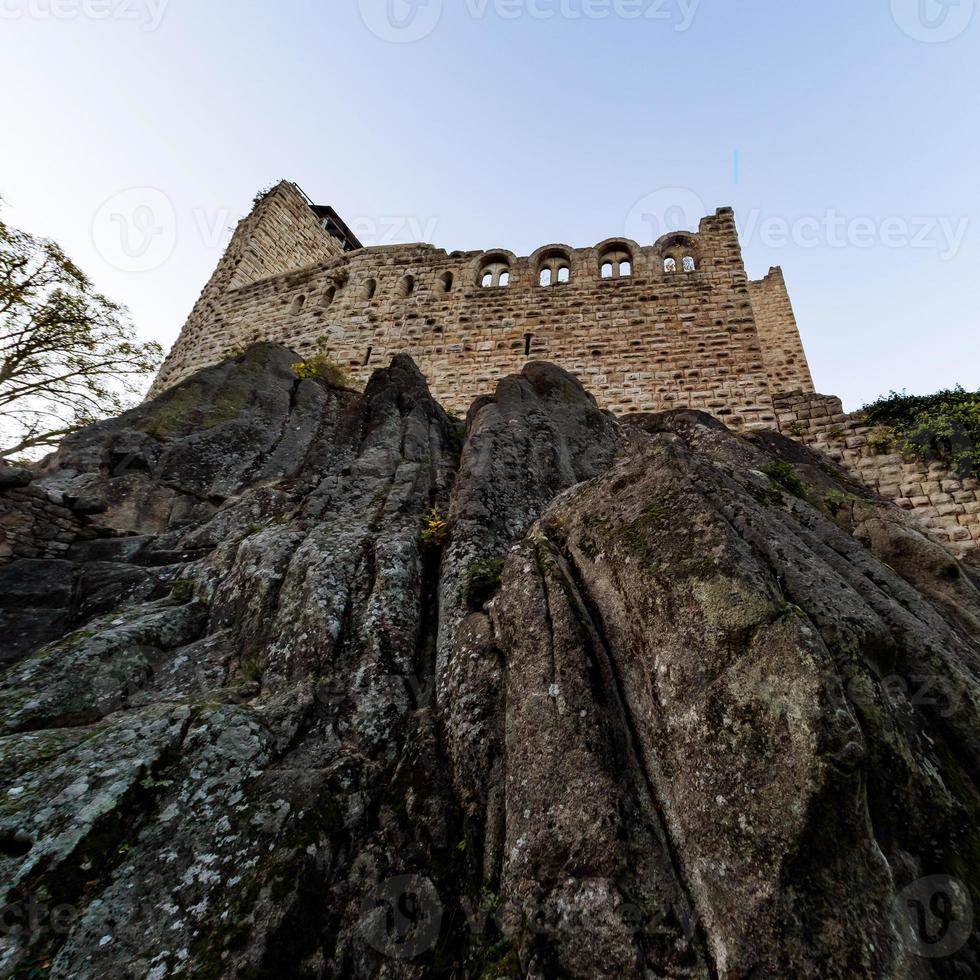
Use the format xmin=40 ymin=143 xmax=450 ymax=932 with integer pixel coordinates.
xmin=2 ymin=0 xmax=977 ymax=410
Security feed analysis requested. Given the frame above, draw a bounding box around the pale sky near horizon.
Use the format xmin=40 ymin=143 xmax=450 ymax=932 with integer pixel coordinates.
xmin=1 ymin=0 xmax=978 ymax=411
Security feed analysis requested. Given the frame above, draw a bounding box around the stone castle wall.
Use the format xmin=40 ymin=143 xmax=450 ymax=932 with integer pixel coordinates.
xmin=148 ymin=183 xmax=978 ymax=558
xmin=150 ymin=182 xmax=345 ymax=398
xmin=748 ymin=267 xmax=814 ymax=395
xmin=151 ymin=182 xmax=812 ymax=426
xmin=774 ymin=391 xmax=980 ymax=558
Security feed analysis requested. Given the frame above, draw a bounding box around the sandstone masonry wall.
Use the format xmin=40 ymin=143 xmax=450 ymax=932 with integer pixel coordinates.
xmin=150 ymin=181 xmax=344 ymax=397
xmin=151 ymin=184 xmax=806 ymax=428
xmin=748 ymin=267 xmax=815 ymax=394
xmin=0 ymin=482 xmax=87 ymax=564
xmin=775 ymin=391 xmax=980 ymax=558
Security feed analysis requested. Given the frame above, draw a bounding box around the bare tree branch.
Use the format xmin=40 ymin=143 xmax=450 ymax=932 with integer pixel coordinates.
xmin=0 ymin=201 xmax=163 ymax=460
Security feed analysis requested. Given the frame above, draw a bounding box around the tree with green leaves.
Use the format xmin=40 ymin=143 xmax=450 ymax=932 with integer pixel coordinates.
xmin=0 ymin=201 xmax=162 ymax=460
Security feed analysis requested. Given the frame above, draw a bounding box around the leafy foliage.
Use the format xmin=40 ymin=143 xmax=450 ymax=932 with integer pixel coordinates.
xmin=762 ymin=460 xmax=808 ymax=499
xmin=291 ymin=336 xmax=352 ymax=390
xmin=420 ymin=507 xmax=448 ymax=548
xmin=463 ymin=556 xmax=506 ymax=610
xmin=862 ymin=387 xmax=980 ymax=477
xmin=0 ymin=201 xmax=163 ymax=459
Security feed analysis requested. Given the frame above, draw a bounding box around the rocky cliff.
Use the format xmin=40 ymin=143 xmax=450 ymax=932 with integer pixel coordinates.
xmin=0 ymin=344 xmax=978 ymax=979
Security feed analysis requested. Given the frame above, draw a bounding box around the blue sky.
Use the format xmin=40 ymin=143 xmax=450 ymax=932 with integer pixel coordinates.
xmin=1 ymin=0 xmax=977 ymax=409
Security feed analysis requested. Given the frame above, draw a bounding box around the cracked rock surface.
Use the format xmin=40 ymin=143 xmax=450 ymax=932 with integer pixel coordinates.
xmin=0 ymin=344 xmax=978 ymax=979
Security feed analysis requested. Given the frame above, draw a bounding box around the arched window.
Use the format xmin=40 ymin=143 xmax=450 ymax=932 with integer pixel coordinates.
xmin=359 ymin=278 xmax=377 ymax=301
xmin=437 ymin=271 xmax=454 ymax=294
xmin=320 ymin=286 xmax=336 ymax=308
xmin=397 ymin=275 xmax=415 ymax=298
xmin=599 ymin=247 xmax=633 ymax=280
xmin=478 ymin=256 xmax=511 ymax=288
xmin=290 ymin=295 xmax=306 ymax=314
xmin=537 ymin=252 xmax=571 ymax=287
xmin=658 ymin=234 xmax=700 ymax=276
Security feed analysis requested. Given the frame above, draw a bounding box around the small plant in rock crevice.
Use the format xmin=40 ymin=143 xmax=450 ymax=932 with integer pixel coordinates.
xmin=420 ymin=507 xmax=449 ymax=548
xmin=762 ymin=460 xmax=808 ymax=500
xmin=291 ymin=336 xmax=353 ymax=390
xmin=463 ymin=556 xmax=506 ymax=610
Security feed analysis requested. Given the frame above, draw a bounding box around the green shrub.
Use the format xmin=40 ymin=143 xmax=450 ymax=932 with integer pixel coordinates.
xmin=292 ymin=336 xmax=352 ymax=389
xmin=463 ymin=556 xmax=506 ymax=610
xmin=862 ymin=387 xmax=980 ymax=478
xmin=865 ymin=425 xmax=894 ymax=454
xmin=762 ymin=460 xmax=808 ymax=500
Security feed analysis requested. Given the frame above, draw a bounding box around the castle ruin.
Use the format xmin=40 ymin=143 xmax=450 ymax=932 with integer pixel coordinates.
xmin=151 ymin=181 xmax=980 ymax=558
xmin=150 ymin=181 xmax=813 ymax=426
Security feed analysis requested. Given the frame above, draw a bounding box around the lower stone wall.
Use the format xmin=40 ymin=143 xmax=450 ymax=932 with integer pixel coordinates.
xmin=774 ymin=391 xmax=980 ymax=558
xmin=0 ymin=479 xmax=87 ymax=565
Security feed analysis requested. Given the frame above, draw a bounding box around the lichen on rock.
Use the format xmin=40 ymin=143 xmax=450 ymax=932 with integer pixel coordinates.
xmin=0 ymin=345 xmax=977 ymax=978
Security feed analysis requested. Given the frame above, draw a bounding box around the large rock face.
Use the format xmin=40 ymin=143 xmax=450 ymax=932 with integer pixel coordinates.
xmin=0 ymin=344 xmax=977 ymax=979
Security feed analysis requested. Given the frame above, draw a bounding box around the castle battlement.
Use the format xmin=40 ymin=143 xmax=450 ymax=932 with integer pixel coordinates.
xmin=150 ymin=181 xmax=814 ymax=426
